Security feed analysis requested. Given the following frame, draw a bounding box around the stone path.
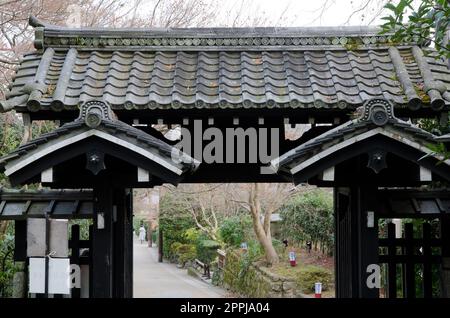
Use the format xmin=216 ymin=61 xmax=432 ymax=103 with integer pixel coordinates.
xmin=133 ymin=237 xmax=227 ymax=298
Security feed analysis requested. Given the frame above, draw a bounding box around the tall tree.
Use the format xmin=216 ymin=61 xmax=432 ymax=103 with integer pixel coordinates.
xmin=227 ymin=183 xmax=298 ymax=265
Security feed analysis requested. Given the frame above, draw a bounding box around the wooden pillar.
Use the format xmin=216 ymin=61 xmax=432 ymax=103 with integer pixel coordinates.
xmin=112 ymin=188 xmax=133 ymax=298
xmin=441 ymin=216 xmax=450 ymax=298
xmin=113 ymin=189 xmax=125 ymax=298
xmin=125 ymin=189 xmax=133 ymax=298
xmin=70 ymin=224 xmax=81 ymax=298
xmin=158 ymin=228 xmax=163 ymax=263
xmin=91 ymin=180 xmax=114 ymax=298
xmin=357 ymin=186 xmax=379 ymax=298
xmin=335 ymin=187 xmax=356 ymax=298
xmin=334 ymin=186 xmax=379 ymax=298
xmin=14 ymin=220 xmax=27 ymax=262
xmin=333 ymin=187 xmax=351 ymax=298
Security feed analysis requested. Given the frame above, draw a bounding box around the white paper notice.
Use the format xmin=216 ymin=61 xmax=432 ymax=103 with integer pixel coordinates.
xmin=48 ymin=258 xmax=71 ymax=295
xmin=29 ymin=258 xmax=46 ymax=294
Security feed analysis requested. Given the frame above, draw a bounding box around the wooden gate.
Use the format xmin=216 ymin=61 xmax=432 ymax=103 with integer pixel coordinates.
xmin=69 ymin=224 xmax=92 ymax=298
xmin=378 ymin=221 xmax=443 ymax=298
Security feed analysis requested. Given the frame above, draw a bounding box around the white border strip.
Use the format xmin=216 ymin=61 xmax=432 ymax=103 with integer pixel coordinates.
xmin=137 ymin=167 xmax=150 ymax=182
xmin=322 ymin=166 xmax=335 ymax=181
xmin=41 ymin=167 xmax=53 ymax=183
xmin=419 ymin=166 xmax=432 ymax=181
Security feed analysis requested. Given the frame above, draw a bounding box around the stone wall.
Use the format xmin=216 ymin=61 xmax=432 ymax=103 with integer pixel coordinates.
xmin=222 ymin=250 xmax=301 ymax=298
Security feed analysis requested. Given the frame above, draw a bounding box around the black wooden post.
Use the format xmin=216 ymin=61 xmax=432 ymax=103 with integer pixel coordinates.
xmin=357 ymin=186 xmax=379 ymax=298
xmin=422 ymin=223 xmax=432 ymax=298
xmin=91 ymin=180 xmax=114 ymax=298
xmin=113 ymin=189 xmax=124 ymax=298
xmin=14 ymin=220 xmax=27 ymax=261
xmin=387 ymin=223 xmax=397 ymax=298
xmin=44 ymin=212 xmax=50 ymax=298
xmin=88 ymin=225 xmax=93 ymax=298
xmin=70 ymin=224 xmax=81 ymax=298
xmin=334 ymin=187 xmax=356 ymax=298
xmin=335 ymin=185 xmax=380 ymax=298
xmin=113 ymin=188 xmax=133 ymax=298
xmin=158 ymin=228 xmax=163 ymax=263
xmin=403 ymin=223 xmax=415 ymax=298
xmin=125 ymin=189 xmax=133 ymax=298
xmin=441 ymin=216 xmax=450 ymax=298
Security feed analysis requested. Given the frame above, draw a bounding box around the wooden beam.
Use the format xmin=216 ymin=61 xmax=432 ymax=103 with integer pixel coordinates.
xmin=91 ymin=181 xmax=114 ymax=298
xmin=14 ymin=220 xmax=27 ymax=262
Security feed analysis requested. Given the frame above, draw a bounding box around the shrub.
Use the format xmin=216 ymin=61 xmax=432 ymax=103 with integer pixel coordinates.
xmin=279 ymin=189 xmax=334 ymax=255
xmin=295 ymin=265 xmax=333 ymax=292
xmin=152 ymin=229 xmax=158 ymax=243
xmin=271 ymin=238 xmax=284 ymax=255
xmin=219 ymin=215 xmax=253 ymax=247
xmin=171 ymin=242 xmax=183 ymax=253
xmin=237 ymin=240 xmax=264 ymax=280
xmin=174 ymin=243 xmax=197 ymax=265
xmin=0 ymin=222 xmax=19 ymax=297
xmin=184 ymin=228 xmax=200 ymax=243
xmin=211 ymin=266 xmax=223 ymax=286
xmin=159 ymin=191 xmax=196 ymax=261
xmin=69 ymin=219 xmax=92 ymax=240
xmin=196 ymin=235 xmax=221 ymax=265
xmin=160 ymin=216 xmax=195 ymax=261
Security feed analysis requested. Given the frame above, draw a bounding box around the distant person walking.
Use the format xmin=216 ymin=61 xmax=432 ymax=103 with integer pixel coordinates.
xmin=139 ymin=225 xmax=146 ymax=244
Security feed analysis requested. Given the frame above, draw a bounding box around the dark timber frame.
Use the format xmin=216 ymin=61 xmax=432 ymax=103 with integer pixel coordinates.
xmin=0 ymin=16 xmax=449 ymax=298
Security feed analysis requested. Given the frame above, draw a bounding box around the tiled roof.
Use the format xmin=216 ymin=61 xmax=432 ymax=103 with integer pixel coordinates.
xmin=0 ymin=188 xmax=93 ymax=219
xmin=1 ymin=17 xmax=449 ymax=112
xmin=377 ymin=189 xmax=450 ymax=216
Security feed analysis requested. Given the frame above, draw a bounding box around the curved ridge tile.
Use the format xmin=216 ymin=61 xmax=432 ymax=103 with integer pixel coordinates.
xmin=412 ymin=46 xmax=445 ymax=109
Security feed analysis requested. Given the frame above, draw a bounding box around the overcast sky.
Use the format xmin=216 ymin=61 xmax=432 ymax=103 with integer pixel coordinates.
xmin=123 ymin=0 xmax=392 ymax=28
xmin=216 ymin=0 xmax=388 ymax=26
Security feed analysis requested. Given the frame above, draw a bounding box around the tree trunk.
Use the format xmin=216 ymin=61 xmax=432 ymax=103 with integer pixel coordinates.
xmin=249 ymin=184 xmax=279 ymax=265
xmin=250 ymin=210 xmax=279 ymax=264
